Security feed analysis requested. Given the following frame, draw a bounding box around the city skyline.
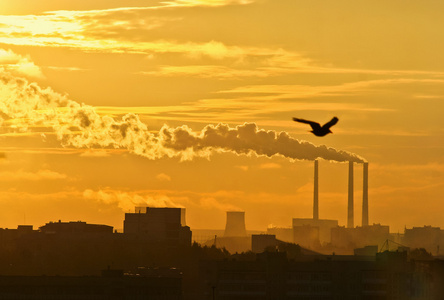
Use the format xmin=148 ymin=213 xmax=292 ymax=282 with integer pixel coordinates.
xmin=0 ymin=0 xmax=443 ymax=232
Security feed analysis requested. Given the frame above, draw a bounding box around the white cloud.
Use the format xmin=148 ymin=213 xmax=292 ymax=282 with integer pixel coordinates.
xmin=259 ymin=163 xmax=281 ymax=169
xmin=0 ymin=169 xmax=67 ymax=181
xmin=236 ymin=165 xmax=248 ymax=171
xmin=156 ymin=173 xmax=172 ymax=181
xmin=162 ymin=0 xmax=254 ymax=8
xmin=79 ymin=150 xmax=112 ymax=157
xmin=199 ymin=197 xmax=241 ymax=211
xmin=0 ymin=49 xmax=43 ymax=78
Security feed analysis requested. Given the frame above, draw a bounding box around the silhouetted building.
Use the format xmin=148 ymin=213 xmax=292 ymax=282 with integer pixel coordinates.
xmin=40 ymin=220 xmax=113 ymax=234
xmin=331 ymin=224 xmax=390 ymax=253
xmin=0 ymin=209 xmax=195 ymax=276
xmin=403 ymin=226 xmax=443 ymax=255
xmin=124 ymin=207 xmax=191 ymax=246
xmin=266 ymin=227 xmax=293 ymax=243
xmin=292 ymin=218 xmax=338 ymax=244
xmin=0 ymin=225 xmax=39 ymax=255
xmin=293 ymin=225 xmax=320 ymax=249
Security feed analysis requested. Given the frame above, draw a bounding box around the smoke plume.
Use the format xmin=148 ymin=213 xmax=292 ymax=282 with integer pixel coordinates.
xmin=0 ymin=73 xmax=365 ymax=163
xmin=83 ymin=189 xmax=181 ymax=211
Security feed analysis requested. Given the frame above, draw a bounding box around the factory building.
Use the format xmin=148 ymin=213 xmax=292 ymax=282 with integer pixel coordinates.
xmin=124 ymin=207 xmax=191 ymax=246
xmin=292 ymin=218 xmax=338 ymax=245
xmin=266 ymin=227 xmax=293 ymax=243
xmin=331 ymin=224 xmax=390 ymax=253
xmin=403 ymin=226 xmax=444 ymax=256
xmin=40 ymin=221 xmax=113 ymax=234
xmin=289 ymin=161 xmax=392 ymax=253
xmin=293 ymin=225 xmax=320 ymax=249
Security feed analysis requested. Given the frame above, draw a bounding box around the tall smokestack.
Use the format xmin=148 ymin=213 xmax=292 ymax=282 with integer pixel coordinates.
xmin=224 ymin=211 xmax=247 ymax=237
xmin=347 ymin=161 xmax=354 ymax=228
xmin=362 ymin=162 xmax=369 ymax=226
xmin=313 ymin=160 xmax=319 ymax=220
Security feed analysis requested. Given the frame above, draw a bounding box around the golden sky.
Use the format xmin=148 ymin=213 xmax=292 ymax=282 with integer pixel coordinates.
xmin=0 ymin=0 xmax=443 ymax=232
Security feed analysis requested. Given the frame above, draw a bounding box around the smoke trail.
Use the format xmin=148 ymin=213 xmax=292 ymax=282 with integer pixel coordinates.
xmin=83 ymin=189 xmax=182 ymax=211
xmin=0 ymin=73 xmax=365 ymax=163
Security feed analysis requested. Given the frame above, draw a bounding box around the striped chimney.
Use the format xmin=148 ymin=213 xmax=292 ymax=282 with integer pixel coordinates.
xmin=362 ymin=162 xmax=369 ymax=226
xmin=347 ymin=161 xmax=354 ymax=228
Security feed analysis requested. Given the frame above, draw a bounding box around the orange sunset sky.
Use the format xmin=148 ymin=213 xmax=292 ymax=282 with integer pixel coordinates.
xmin=0 ymin=0 xmax=443 ymax=232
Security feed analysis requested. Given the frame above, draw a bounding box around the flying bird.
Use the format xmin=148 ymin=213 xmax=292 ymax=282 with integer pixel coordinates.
xmin=292 ymin=116 xmax=339 ymax=137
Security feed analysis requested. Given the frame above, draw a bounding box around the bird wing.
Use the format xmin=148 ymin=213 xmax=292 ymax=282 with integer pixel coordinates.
xmin=323 ymin=116 xmax=339 ymax=129
xmin=292 ymin=118 xmax=321 ymax=131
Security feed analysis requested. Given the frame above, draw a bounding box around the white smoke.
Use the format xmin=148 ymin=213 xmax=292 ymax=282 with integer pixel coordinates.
xmin=83 ymin=189 xmax=181 ymax=211
xmin=0 ymin=72 xmax=365 ymax=163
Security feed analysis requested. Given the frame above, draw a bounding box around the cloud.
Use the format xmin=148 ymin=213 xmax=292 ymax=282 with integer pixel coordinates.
xmin=45 ymin=66 xmax=89 ymax=72
xmin=162 ymin=0 xmax=254 ymax=8
xmin=0 ymin=169 xmax=67 ymax=181
xmin=0 ymin=147 xmax=127 ymax=156
xmin=235 ymin=165 xmax=248 ymax=171
xmin=219 ymin=79 xmax=444 ymax=98
xmin=138 ymin=65 xmax=270 ymax=79
xmin=83 ymin=189 xmax=181 ymax=211
xmin=0 ymin=72 xmax=366 ymax=163
xmin=79 ymin=150 xmax=112 ymax=157
xmin=259 ymin=163 xmax=281 ymax=169
xmin=199 ymin=196 xmax=242 ymax=211
xmin=1 ymin=6 xmax=444 ymax=83
xmin=156 ymin=173 xmax=171 ymax=181
xmin=0 ymin=49 xmax=43 ymax=78
xmin=371 ymin=163 xmax=444 ymax=173
xmin=0 ymin=9 xmax=263 ymax=60
xmin=166 ymin=78 xmax=442 ymax=121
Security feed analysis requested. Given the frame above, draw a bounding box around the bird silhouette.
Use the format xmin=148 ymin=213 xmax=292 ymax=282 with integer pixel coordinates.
xmin=292 ymin=116 xmax=339 ymax=137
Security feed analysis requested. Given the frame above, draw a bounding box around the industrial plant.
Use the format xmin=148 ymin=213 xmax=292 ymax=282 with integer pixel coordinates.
xmin=0 ymin=160 xmax=443 ymax=299
xmin=194 ymin=160 xmax=394 ymax=255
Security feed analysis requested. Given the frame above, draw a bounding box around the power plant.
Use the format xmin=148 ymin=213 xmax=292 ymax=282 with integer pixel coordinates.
xmin=224 ymin=211 xmax=247 ymax=237
xmin=308 ymin=160 xmax=370 ymax=230
xmin=263 ymin=159 xmax=384 ymax=253
xmin=310 ymin=160 xmax=370 ymax=230
xmin=194 ymin=159 xmax=388 ymax=255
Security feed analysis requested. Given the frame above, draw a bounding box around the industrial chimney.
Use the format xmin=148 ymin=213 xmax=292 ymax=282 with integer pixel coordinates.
xmin=362 ymin=162 xmax=369 ymax=226
xmin=313 ymin=160 xmax=319 ymax=220
xmin=224 ymin=211 xmax=247 ymax=237
xmin=347 ymin=161 xmax=354 ymax=228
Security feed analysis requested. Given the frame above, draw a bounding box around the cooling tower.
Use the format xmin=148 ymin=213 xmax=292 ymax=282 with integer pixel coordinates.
xmin=362 ymin=162 xmax=369 ymax=226
xmin=347 ymin=161 xmax=354 ymax=228
xmin=224 ymin=211 xmax=247 ymax=237
xmin=313 ymin=160 xmax=319 ymax=220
